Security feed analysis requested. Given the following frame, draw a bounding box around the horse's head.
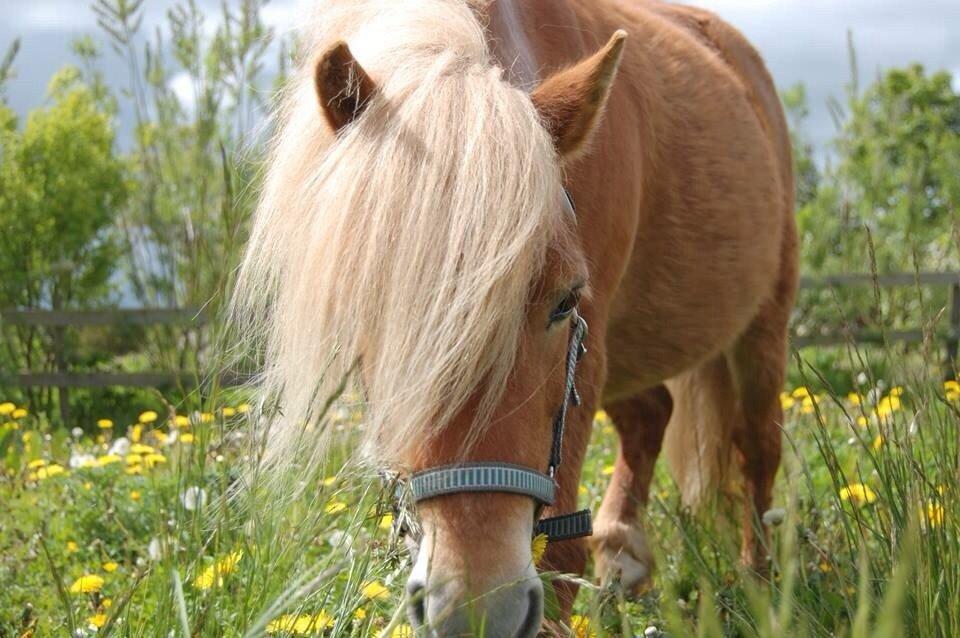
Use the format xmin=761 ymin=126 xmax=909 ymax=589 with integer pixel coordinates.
xmin=237 ymin=9 xmax=625 ymax=634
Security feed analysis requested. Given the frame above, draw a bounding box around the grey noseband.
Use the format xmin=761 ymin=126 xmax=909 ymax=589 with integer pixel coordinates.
xmin=409 ymin=310 xmax=592 ymax=543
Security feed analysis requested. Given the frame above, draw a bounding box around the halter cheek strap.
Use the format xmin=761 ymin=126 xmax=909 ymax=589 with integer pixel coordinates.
xmin=408 ymin=312 xmax=592 ymax=543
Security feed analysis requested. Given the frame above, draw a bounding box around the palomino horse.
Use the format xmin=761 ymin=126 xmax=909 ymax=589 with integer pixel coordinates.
xmin=235 ymin=0 xmax=796 ymax=634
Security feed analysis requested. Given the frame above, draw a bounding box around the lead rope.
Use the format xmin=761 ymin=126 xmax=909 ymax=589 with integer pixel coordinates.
xmin=547 ymin=311 xmax=588 ymax=477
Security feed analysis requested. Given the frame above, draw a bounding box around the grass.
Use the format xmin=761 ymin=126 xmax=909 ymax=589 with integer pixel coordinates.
xmin=1 ymin=353 xmax=958 ymax=637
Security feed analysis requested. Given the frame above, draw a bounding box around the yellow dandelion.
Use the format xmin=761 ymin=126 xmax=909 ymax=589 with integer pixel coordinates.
xmin=97 ymin=418 xmax=114 ymax=429
xmin=22 ymin=432 xmax=33 ymax=443
xmin=142 ymin=453 xmax=167 ymax=468
xmin=378 ymin=513 xmax=393 ymax=530
xmin=321 ymin=476 xmax=337 ymax=486
xmin=174 ymin=415 xmax=190 ymax=428
xmin=83 ymin=481 xmax=92 ymax=490
xmin=131 ymin=424 xmax=142 ymax=442
xmin=12 ymin=408 xmax=27 ymax=419
xmin=130 ymin=490 xmax=141 ymax=501
xmin=67 ymin=541 xmax=79 ymax=553
xmin=237 ymin=403 xmax=251 ymax=413
xmin=871 ymin=434 xmax=884 ymax=451
xmin=856 ymin=415 xmax=869 ymax=428
xmin=124 ymin=464 xmax=143 ymax=476
xmin=103 ymin=561 xmax=119 ymax=573
xmin=601 ymin=464 xmax=615 ymax=476
xmin=102 ymin=598 xmax=112 ymax=608
xmin=87 ymin=613 xmax=107 ymax=629
xmin=889 ymin=386 xmax=904 ymax=397
xmin=791 ymin=386 xmax=811 ymax=399
xmin=925 ymin=502 xmax=945 ymax=528
xmin=945 ymin=380 xmax=959 ymax=393
xmin=391 ymin=625 xmax=414 ymax=638
xmin=847 ymin=392 xmax=863 ymax=405
xmin=221 ymin=407 xmax=236 ymax=417
xmin=819 ymin=561 xmax=832 ymax=573
xmin=839 ymin=483 xmax=878 ymax=507
xmin=36 ymin=464 xmax=67 ymax=480
xmin=578 ymin=484 xmax=588 ymax=497
xmin=193 ymin=550 xmax=243 ymax=590
xmin=130 ymin=443 xmax=156 ymax=455
xmin=69 ymin=574 xmax=104 ymax=594
xmin=180 ymin=433 xmax=195 ymax=444
xmin=361 ymin=581 xmax=390 ymax=601
xmin=200 ymin=412 xmax=214 ymax=424
xmin=0 ymin=402 xmax=14 ymax=415
xmin=947 ymin=389 xmax=960 ymax=403
xmin=27 ymin=459 xmax=48 ymax=469
xmin=531 ymin=533 xmax=548 ymax=565
xmin=570 ymin=614 xmax=597 ymax=638
xmin=138 ymin=410 xmax=158 ymax=424
xmin=95 ymin=454 xmax=122 ymax=467
xmin=353 ymin=608 xmax=367 ymax=621
xmin=779 ymin=393 xmax=796 ymax=410
xmin=800 ymin=395 xmax=816 ymax=414
xmin=325 ymin=501 xmax=347 ymax=515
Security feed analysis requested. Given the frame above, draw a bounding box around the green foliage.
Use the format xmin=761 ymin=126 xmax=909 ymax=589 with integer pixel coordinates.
xmin=0 ymin=69 xmax=127 ymax=418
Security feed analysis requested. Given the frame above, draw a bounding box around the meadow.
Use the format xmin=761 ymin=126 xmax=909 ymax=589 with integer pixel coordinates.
xmin=2 ymin=353 xmax=958 ymax=636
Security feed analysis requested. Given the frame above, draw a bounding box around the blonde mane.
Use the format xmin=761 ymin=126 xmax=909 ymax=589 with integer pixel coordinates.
xmin=232 ymin=0 xmax=565 ymax=468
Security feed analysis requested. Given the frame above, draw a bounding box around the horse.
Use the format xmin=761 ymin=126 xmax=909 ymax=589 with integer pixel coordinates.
xmin=233 ymin=0 xmax=796 ymax=634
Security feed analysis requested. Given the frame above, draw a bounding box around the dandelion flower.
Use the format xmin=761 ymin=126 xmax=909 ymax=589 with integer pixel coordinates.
xmin=839 ymin=483 xmax=878 ymax=507
xmin=779 ymin=393 xmax=795 ymax=410
xmin=601 ymin=464 xmax=615 ymax=476
xmin=531 ymin=533 xmax=548 ymax=565
xmin=103 ymin=561 xmax=119 ymax=573
xmin=69 ymin=574 xmax=104 ymax=594
xmin=131 ymin=424 xmax=142 ymax=443
xmin=200 ymin=412 xmax=214 ymax=424
xmin=67 ymin=541 xmax=79 ymax=553
xmin=378 ymin=513 xmax=393 ymax=530
xmin=325 ymin=501 xmax=347 ymax=515
xmin=97 ymin=419 xmax=114 ymax=429
xmin=87 ymin=613 xmax=107 ymax=628
xmin=847 ymin=392 xmax=863 ymax=405
xmin=0 ymin=402 xmax=14 ymax=415
xmin=925 ymin=502 xmax=945 ymax=528
xmin=12 ymin=408 xmax=27 ymax=419
xmin=142 ymin=453 xmax=167 ymax=468
xmin=391 ymin=625 xmax=414 ymax=638
xmin=237 ymin=403 xmax=251 ymax=413
xmin=174 ymin=415 xmax=190 ymax=428
xmin=322 ymin=476 xmax=337 ymax=487
xmin=138 ymin=411 xmax=158 ymax=424
xmin=570 ymin=615 xmax=597 ymax=638
xmin=36 ymin=464 xmax=67 ymax=480
xmin=353 ymin=608 xmax=367 ymax=621
xmin=130 ymin=443 xmax=156 ymax=455
xmin=871 ymin=434 xmax=884 ymax=451
xmin=791 ymin=387 xmax=811 ymax=399
xmin=266 ymin=613 xmax=330 ymax=635
xmin=856 ymin=415 xmax=869 ymax=428
xmin=194 ymin=550 xmax=243 ymax=590
xmin=27 ymin=459 xmax=48 ymax=469
xmin=95 ymin=454 xmax=122 ymax=467
xmin=222 ymin=407 xmax=236 ymax=417
xmin=800 ymin=395 xmax=816 ymax=414
xmin=180 ymin=433 xmax=195 ymax=444
xmin=130 ymin=490 xmax=141 ymax=501
xmin=361 ymin=581 xmax=390 ymax=600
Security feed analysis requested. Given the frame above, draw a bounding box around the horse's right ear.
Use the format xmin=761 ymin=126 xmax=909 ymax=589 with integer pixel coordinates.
xmin=314 ymin=41 xmax=377 ymax=133
xmin=531 ymin=30 xmax=627 ymax=159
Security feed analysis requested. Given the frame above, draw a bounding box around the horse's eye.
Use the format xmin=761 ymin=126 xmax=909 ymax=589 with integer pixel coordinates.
xmin=549 ymin=290 xmax=580 ymax=326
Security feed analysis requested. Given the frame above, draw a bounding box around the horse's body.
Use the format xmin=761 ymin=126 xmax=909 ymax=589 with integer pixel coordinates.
xmin=238 ymin=0 xmax=795 ymax=634
xmin=480 ymin=0 xmax=796 ymax=595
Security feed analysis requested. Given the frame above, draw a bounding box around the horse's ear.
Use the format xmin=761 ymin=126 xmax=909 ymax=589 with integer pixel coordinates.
xmin=531 ymin=30 xmax=627 ymax=158
xmin=314 ymin=41 xmax=377 ymax=133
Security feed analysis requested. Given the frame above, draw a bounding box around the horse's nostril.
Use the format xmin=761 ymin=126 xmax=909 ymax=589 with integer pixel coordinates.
xmin=407 ymin=580 xmax=426 ymax=628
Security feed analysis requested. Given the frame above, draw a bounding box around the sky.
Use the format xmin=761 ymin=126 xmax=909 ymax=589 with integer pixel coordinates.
xmin=2 ymin=0 xmax=959 ymax=160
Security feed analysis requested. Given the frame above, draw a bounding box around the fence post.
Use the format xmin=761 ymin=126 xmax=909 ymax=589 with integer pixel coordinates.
xmin=947 ymin=282 xmax=960 ymax=379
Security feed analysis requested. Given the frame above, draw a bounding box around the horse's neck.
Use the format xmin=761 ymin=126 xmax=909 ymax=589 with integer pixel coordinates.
xmin=480 ymin=0 xmax=587 ymax=89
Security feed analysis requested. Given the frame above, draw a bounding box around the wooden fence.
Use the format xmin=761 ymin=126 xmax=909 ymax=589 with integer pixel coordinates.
xmin=2 ymin=271 xmax=959 ymax=389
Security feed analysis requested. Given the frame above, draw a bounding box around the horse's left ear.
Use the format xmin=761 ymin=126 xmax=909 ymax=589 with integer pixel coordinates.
xmin=531 ymin=30 xmax=627 ymax=158
xmin=314 ymin=41 xmax=377 ymax=133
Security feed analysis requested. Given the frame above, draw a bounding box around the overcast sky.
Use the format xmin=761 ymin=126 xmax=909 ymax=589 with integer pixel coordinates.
xmin=2 ymin=0 xmax=959 ymax=161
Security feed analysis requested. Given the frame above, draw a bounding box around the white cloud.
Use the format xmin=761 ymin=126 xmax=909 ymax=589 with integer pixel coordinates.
xmin=7 ymin=1 xmax=96 ymax=32
xmin=168 ymin=70 xmax=196 ymax=114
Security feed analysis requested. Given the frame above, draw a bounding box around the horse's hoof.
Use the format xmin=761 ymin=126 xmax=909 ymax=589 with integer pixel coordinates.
xmin=590 ymin=520 xmax=654 ymax=595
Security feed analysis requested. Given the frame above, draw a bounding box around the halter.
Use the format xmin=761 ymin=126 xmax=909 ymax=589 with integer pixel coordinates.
xmin=408 ymin=307 xmax=593 ymax=544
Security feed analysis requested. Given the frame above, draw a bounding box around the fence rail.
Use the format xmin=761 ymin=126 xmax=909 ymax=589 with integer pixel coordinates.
xmin=3 ymin=271 xmax=959 ymax=388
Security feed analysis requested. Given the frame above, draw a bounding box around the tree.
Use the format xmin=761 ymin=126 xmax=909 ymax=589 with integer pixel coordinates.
xmin=0 ymin=68 xmax=127 ymax=421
